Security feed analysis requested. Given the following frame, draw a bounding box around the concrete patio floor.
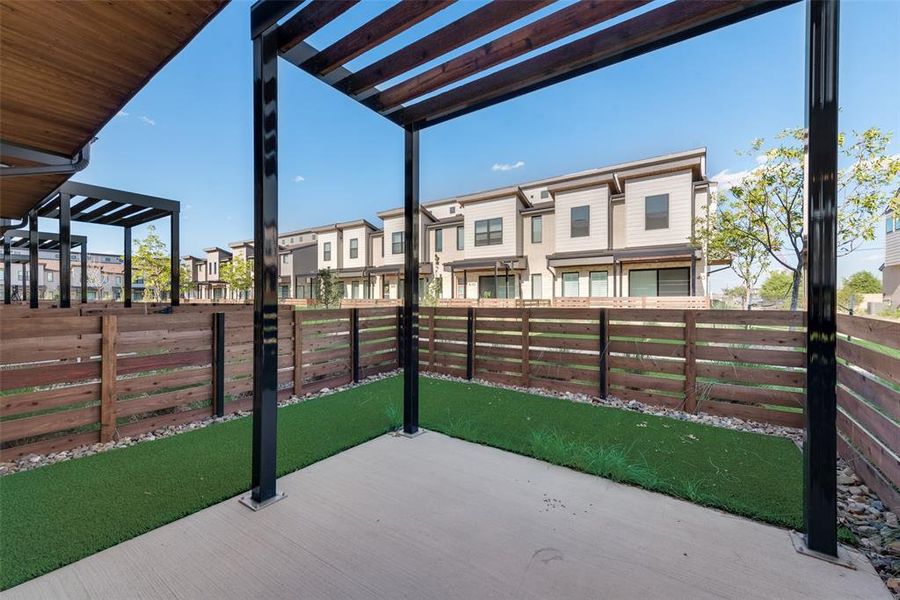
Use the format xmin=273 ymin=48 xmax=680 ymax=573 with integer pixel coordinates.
xmin=3 ymin=431 xmax=888 ymax=600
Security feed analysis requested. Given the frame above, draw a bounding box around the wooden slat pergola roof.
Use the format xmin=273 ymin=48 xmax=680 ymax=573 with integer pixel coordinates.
xmin=258 ymin=0 xmax=798 ymax=129
xmin=0 ymin=0 xmax=227 ymax=220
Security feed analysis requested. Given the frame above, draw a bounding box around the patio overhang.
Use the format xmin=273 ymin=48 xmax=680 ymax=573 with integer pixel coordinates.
xmin=0 ymin=0 xmax=227 ymax=220
xmin=445 ymin=256 xmax=528 ymax=272
xmin=249 ymin=0 xmax=841 ymax=559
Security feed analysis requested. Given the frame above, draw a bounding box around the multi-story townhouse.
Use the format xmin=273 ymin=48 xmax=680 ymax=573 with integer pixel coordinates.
xmin=883 ymin=209 xmax=900 ymax=306
xmin=372 ymin=206 xmax=436 ymax=299
xmin=196 ymin=246 xmax=232 ymax=300
xmin=313 ymin=219 xmax=381 ymax=299
xmin=280 ymin=240 xmax=317 ymax=299
xmin=2 ymin=250 xmax=128 ymax=301
xmin=425 ymin=148 xmax=716 ymax=301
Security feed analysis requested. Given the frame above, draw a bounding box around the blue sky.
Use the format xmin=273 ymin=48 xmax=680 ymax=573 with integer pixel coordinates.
xmin=68 ymin=0 xmax=899 ymax=292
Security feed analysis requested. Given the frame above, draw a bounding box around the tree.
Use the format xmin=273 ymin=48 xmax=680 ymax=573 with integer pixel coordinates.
xmin=722 ymin=285 xmax=748 ymax=310
xmin=219 ymin=256 xmax=253 ymax=300
xmin=694 ymin=192 xmax=770 ymax=310
xmin=711 ymin=128 xmax=898 ymax=309
xmin=180 ymin=264 xmax=196 ymax=299
xmin=130 ymin=226 xmax=173 ymax=301
xmin=759 ymin=271 xmax=795 ymax=308
xmin=317 ymin=268 xmax=343 ymax=308
xmin=421 ymin=255 xmax=443 ymax=307
xmin=85 ymin=260 xmax=109 ymax=299
xmin=837 ymin=271 xmax=881 ymax=313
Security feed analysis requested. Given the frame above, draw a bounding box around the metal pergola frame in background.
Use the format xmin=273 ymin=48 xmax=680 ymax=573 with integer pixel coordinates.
xmin=2 ymin=229 xmax=88 ymax=305
xmin=248 ymin=0 xmax=840 ymax=558
xmin=28 ymin=181 xmax=181 ymax=309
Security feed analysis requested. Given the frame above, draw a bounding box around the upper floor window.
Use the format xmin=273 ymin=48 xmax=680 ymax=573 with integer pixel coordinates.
xmin=47 ymin=272 xmax=54 ymax=282
xmin=531 ymin=215 xmax=542 ymax=244
xmin=349 ymin=238 xmax=359 ymax=259
xmin=435 ymin=228 xmax=443 ymax=252
xmin=449 ymin=206 xmax=456 ymax=215
xmin=323 ymin=242 xmax=332 ymax=261
xmin=540 ymin=190 xmax=550 ymax=200
xmin=571 ymin=206 xmax=589 ymax=237
xmin=645 ymin=194 xmax=669 ymax=230
xmin=281 ymin=255 xmax=288 ymax=264
xmin=888 ymin=216 xmax=896 ymax=234
xmin=474 ymin=218 xmax=502 ymax=246
xmin=392 ymin=232 xmax=404 ymax=254
xmin=456 ymin=226 xmax=464 ymax=250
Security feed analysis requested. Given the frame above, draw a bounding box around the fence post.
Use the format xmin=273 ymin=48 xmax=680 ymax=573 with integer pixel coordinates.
xmin=351 ymin=307 xmax=360 ymax=383
xmin=683 ymin=310 xmax=697 ymax=413
xmin=293 ymin=310 xmax=303 ymax=396
xmin=598 ymin=308 xmax=608 ymax=399
xmin=100 ymin=315 xmax=118 ymax=442
xmin=466 ymin=306 xmax=475 ymax=380
xmin=521 ymin=308 xmax=531 ymax=388
xmin=212 ymin=312 xmax=225 ymax=417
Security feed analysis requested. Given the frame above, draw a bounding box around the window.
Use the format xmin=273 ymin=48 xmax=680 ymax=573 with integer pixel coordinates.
xmin=478 ymin=275 xmax=515 ymax=299
xmin=449 ymin=206 xmax=456 ymax=215
xmin=571 ymin=206 xmax=589 ymax=237
xmin=456 ymin=226 xmax=464 ymax=250
xmin=629 ymin=268 xmax=689 ymax=297
xmin=351 ymin=281 xmax=359 ymax=299
xmin=323 ymin=242 xmax=332 ymax=262
xmin=531 ymin=274 xmax=542 ymax=299
xmin=435 ymin=229 xmax=443 ymax=252
xmin=474 ymin=218 xmax=502 ymax=246
xmin=47 ymin=272 xmax=54 ymax=282
xmin=888 ymin=217 xmax=896 ymax=234
xmin=540 ymin=190 xmax=550 ymax=199
xmin=116 ymin=276 xmax=122 ymax=285
xmin=562 ymin=272 xmax=579 ymax=297
xmin=349 ymin=238 xmax=358 ymax=259
xmin=645 ymin=194 xmax=669 ymax=230
xmin=281 ymin=255 xmax=288 ymax=264
xmin=531 ymin=215 xmax=542 ymax=243
xmin=456 ymin=276 xmax=465 ymax=298
xmin=383 ymin=281 xmax=390 ymax=299
xmin=589 ymin=271 xmax=608 ymax=297
xmin=392 ymin=232 xmax=404 ymax=254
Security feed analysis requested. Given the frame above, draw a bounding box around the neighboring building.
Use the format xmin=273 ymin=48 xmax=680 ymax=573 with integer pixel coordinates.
xmin=184 ymin=148 xmax=718 ymax=303
xmin=2 ymin=250 xmax=129 ymax=301
xmin=882 ymin=209 xmax=900 ymax=306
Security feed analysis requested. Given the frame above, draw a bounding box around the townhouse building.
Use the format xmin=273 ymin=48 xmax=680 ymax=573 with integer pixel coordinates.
xmin=883 ymin=209 xmax=900 ymax=306
xmin=2 ymin=250 xmax=129 ymax=301
xmin=187 ymin=149 xmax=719 ymax=304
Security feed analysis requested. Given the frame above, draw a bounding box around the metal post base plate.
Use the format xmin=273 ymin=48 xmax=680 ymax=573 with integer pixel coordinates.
xmin=239 ymin=491 xmax=286 ymax=512
xmin=395 ymin=428 xmax=426 ymax=439
xmin=789 ymin=531 xmax=856 ymax=569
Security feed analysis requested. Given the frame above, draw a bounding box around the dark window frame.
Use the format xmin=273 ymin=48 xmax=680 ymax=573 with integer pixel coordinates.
xmin=349 ymin=238 xmax=359 ymax=259
xmin=435 ymin=228 xmax=443 ymax=252
xmin=531 ymin=215 xmax=542 ymax=244
xmin=645 ymin=194 xmax=669 ymax=230
xmin=627 ymin=267 xmax=690 ymax=297
xmin=571 ymin=206 xmax=589 ymax=237
xmin=474 ymin=217 xmax=503 ymax=247
xmin=323 ymin=242 xmax=331 ymax=262
xmin=392 ymin=231 xmax=404 ymax=254
xmin=561 ymin=272 xmax=579 ymax=297
xmin=456 ymin=225 xmax=464 ymax=250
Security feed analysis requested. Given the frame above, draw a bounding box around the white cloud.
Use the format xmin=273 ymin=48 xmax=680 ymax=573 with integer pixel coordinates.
xmin=293 ymin=175 xmax=305 ymax=183
xmin=711 ymin=168 xmax=753 ymax=191
xmin=492 ymin=160 xmax=525 ymax=172
xmin=755 ymin=154 xmax=769 ymax=165
xmin=116 ymin=111 xmax=129 ymax=118
xmin=139 ymin=116 xmax=156 ymax=126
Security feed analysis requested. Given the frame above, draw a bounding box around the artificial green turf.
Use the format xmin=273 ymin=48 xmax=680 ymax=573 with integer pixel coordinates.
xmin=1 ymin=375 xmax=805 ymax=590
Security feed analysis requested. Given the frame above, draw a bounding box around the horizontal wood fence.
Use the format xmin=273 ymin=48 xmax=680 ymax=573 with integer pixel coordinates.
xmin=1 ymin=305 xmax=897 ymax=510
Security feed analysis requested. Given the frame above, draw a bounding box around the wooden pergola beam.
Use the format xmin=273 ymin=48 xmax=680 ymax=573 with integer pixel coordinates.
xmin=277 ymin=0 xmax=359 ymax=54
xmin=392 ymin=0 xmax=797 ymax=127
xmin=338 ymin=0 xmax=554 ymax=96
xmin=300 ymin=0 xmax=455 ymax=77
xmin=370 ymin=0 xmax=650 ymax=113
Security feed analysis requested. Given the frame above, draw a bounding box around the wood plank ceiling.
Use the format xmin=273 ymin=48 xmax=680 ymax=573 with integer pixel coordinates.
xmin=0 ymin=0 xmax=227 ymax=219
xmin=271 ymin=0 xmax=798 ymax=127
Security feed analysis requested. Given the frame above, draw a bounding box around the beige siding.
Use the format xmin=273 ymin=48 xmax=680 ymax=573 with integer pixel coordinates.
xmin=611 ymin=200 xmax=626 ymax=249
xmin=433 ymin=224 xmax=464 ymax=297
xmin=523 ymin=212 xmax=554 ymax=300
xmin=382 ymin=215 xmax=429 ymax=266
xmin=463 ymin=196 xmax=519 ymax=259
xmin=625 ymin=170 xmax=693 ymax=247
xmin=342 ymin=226 xmax=368 ymax=269
xmin=883 ymin=264 xmax=900 ymax=306
xmin=426 ymin=202 xmax=461 ymax=220
xmin=553 ymin=184 xmax=609 ymax=253
xmin=370 ymin=235 xmax=384 ymax=268
xmin=318 ymin=231 xmax=340 ymax=271
xmin=886 ymin=230 xmax=900 ymax=267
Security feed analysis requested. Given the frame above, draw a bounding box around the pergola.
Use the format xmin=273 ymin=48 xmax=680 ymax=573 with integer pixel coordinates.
xmin=26 ymin=181 xmax=181 ymax=309
xmin=2 ymin=229 xmax=88 ymax=305
xmin=248 ymin=0 xmax=840 ymax=560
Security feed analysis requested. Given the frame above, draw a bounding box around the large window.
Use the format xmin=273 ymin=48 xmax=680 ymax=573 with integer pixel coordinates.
xmin=478 ymin=275 xmax=515 ymax=299
xmin=562 ymin=272 xmax=579 ymax=297
xmin=349 ymin=238 xmax=358 ymax=259
xmin=531 ymin=215 xmax=542 ymax=243
xmin=474 ymin=218 xmax=502 ymax=246
xmin=645 ymin=194 xmax=669 ymax=230
xmin=351 ymin=281 xmax=359 ymax=299
xmin=531 ymin=273 xmax=542 ymax=299
xmin=629 ymin=267 xmax=689 ymax=297
xmin=435 ymin=228 xmax=443 ymax=252
xmin=323 ymin=242 xmax=332 ymax=262
xmin=392 ymin=232 xmax=404 ymax=254
xmin=456 ymin=226 xmax=464 ymax=250
xmin=456 ymin=275 xmax=465 ymax=298
xmin=589 ymin=271 xmax=608 ymax=297
xmin=571 ymin=206 xmax=589 ymax=237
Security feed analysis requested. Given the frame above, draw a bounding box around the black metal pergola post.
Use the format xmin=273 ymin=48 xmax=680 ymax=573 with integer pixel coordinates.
xmin=59 ymin=192 xmax=71 ymax=308
xmin=28 ymin=210 xmax=38 ymax=308
xmin=403 ymin=126 xmax=420 ymax=435
xmin=3 ymin=230 xmax=87 ymax=306
xmin=804 ymin=0 xmax=839 ymax=557
xmin=245 ymin=15 xmax=281 ymax=509
xmin=3 ymin=233 xmax=11 ymax=304
xmin=124 ymin=227 xmax=133 ymax=308
xmin=170 ymin=211 xmax=180 ymax=305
